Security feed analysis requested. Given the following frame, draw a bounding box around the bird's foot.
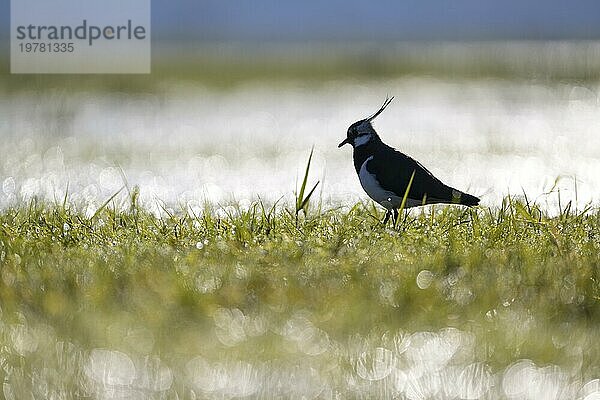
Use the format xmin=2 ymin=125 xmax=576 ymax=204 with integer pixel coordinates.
xmin=382 ymin=210 xmax=392 ymax=225
xmin=382 ymin=209 xmax=400 ymax=227
xmin=392 ymin=209 xmax=399 ymax=227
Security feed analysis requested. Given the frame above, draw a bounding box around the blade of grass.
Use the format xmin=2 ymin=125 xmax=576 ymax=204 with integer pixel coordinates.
xmin=91 ymin=186 xmax=124 ymax=222
xmin=398 ymin=170 xmax=416 ymax=212
xmin=296 ymin=147 xmax=314 ymax=213
xmin=395 ymin=170 xmax=415 ymax=228
xmin=62 ymin=182 xmax=70 ymax=210
xmin=299 ymin=181 xmax=320 ymax=213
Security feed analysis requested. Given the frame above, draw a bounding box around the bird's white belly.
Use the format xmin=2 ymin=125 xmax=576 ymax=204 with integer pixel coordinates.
xmin=358 ymin=156 xmax=400 ymax=209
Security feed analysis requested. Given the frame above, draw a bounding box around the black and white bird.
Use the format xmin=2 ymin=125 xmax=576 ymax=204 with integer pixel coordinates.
xmin=338 ymin=97 xmax=479 ymax=223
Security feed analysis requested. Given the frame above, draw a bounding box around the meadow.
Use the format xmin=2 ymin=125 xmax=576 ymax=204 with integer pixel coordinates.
xmin=0 ymin=191 xmax=599 ymax=399
xmin=2 ymin=42 xmax=600 ymax=399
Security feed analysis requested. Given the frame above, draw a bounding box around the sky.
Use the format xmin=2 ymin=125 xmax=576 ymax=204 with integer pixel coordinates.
xmin=149 ymin=0 xmax=600 ymax=41
xmin=1 ymin=0 xmax=600 ymax=42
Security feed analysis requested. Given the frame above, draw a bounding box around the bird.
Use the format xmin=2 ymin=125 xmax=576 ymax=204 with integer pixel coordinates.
xmin=338 ymin=96 xmax=480 ymax=224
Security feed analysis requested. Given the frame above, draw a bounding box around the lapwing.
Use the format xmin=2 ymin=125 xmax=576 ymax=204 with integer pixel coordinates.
xmin=338 ymin=97 xmax=479 ymax=224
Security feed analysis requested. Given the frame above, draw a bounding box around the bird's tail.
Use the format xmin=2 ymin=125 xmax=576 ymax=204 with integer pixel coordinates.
xmin=457 ymin=191 xmax=480 ymax=206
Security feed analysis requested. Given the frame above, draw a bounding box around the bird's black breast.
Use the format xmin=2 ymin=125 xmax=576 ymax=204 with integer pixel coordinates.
xmin=352 ymin=142 xmax=377 ymax=174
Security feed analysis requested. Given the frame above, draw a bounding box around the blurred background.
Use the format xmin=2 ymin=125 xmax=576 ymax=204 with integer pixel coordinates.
xmin=1 ymin=1 xmax=600 ymax=212
xmin=2 ymin=2 xmax=600 ymax=399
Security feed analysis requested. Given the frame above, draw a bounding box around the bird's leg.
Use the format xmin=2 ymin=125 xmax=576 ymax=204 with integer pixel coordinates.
xmin=392 ymin=208 xmax=399 ymax=227
xmin=382 ymin=210 xmax=392 ymax=225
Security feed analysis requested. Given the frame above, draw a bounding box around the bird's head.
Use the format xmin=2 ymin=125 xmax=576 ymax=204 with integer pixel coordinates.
xmin=338 ymin=96 xmax=394 ymax=148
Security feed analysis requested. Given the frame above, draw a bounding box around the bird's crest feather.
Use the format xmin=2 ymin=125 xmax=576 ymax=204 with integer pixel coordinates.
xmin=366 ymin=96 xmax=394 ymax=122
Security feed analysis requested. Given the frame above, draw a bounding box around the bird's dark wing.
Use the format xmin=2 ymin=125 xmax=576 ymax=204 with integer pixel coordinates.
xmin=366 ymin=146 xmax=454 ymax=204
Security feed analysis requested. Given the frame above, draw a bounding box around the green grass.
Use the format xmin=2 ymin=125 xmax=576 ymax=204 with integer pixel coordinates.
xmin=0 ymin=195 xmax=599 ymax=397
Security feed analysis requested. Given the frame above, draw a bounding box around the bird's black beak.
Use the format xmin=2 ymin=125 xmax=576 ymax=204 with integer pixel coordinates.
xmin=338 ymin=138 xmax=351 ymax=148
